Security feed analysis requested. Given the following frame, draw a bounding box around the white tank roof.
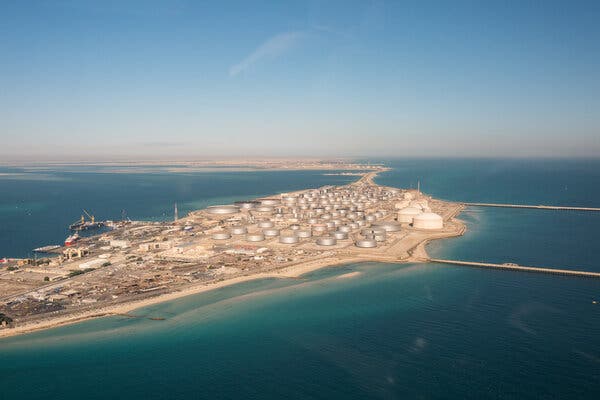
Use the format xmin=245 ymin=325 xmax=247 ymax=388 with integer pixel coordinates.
xmin=413 ymin=212 xmax=442 ymax=221
xmin=412 ymin=212 xmax=444 ymax=230
xmin=398 ymin=207 xmax=422 ymax=215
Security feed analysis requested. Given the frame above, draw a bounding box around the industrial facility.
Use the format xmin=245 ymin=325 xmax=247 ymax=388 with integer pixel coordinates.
xmin=0 ymin=170 xmax=464 ymax=332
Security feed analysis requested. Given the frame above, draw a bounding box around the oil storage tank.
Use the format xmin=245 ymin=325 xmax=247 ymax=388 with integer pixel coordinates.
xmin=234 ymin=200 xmax=260 ymax=209
xmin=206 ymin=205 xmax=240 ymax=215
xmin=316 ymin=237 xmax=337 ymax=246
xmin=212 ymin=232 xmax=231 ymax=240
xmin=412 ymin=212 xmax=444 ymax=230
xmin=257 ymin=221 xmax=274 ymax=228
xmin=230 ymin=226 xmax=248 ymax=235
xmin=262 ymin=228 xmax=280 ymax=237
xmin=355 ymin=239 xmax=377 ymax=248
xmin=246 ymin=233 xmax=265 ymax=242
xmin=279 ymin=235 xmax=299 ymax=244
xmin=397 ymin=207 xmax=422 ymax=224
xmin=371 ymin=221 xmax=402 ymax=232
xmin=296 ymin=229 xmax=312 ymax=238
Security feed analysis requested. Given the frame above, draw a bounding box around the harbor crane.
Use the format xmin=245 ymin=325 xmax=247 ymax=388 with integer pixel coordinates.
xmin=69 ymin=209 xmax=103 ymax=231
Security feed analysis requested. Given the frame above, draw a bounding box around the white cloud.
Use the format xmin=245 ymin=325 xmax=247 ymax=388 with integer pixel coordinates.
xmin=229 ymin=31 xmax=303 ymax=77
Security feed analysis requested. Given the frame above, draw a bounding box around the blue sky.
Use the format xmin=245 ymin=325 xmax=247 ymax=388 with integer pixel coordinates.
xmin=1 ymin=0 xmax=599 ymax=160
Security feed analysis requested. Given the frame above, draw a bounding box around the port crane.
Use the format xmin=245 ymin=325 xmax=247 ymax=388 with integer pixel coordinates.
xmin=83 ymin=209 xmax=95 ymax=224
xmin=69 ymin=209 xmax=103 ymax=231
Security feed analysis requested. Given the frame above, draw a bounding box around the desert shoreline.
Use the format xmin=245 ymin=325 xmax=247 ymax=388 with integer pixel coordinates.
xmin=1 ymin=168 xmax=466 ymax=340
xmin=0 ymin=255 xmax=387 ymax=339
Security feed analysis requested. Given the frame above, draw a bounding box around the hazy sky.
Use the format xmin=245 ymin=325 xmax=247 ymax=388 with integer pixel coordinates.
xmin=1 ymin=0 xmax=599 ymax=160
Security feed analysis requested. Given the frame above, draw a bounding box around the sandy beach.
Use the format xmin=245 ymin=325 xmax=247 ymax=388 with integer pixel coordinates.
xmin=0 ymin=255 xmax=370 ymax=339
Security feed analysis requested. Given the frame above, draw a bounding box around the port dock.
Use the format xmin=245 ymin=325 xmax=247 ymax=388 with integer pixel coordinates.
xmin=429 ymin=258 xmax=600 ymax=279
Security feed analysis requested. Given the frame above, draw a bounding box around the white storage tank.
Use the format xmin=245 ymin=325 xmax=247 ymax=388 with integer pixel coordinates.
xmin=258 ymin=220 xmax=274 ymax=228
xmin=397 ymin=207 xmax=422 ymax=224
xmin=205 ymin=205 xmax=240 ymax=215
xmin=296 ymin=229 xmax=312 ymax=238
xmin=279 ymin=235 xmax=299 ymax=244
xmin=355 ymin=239 xmax=377 ymax=248
xmin=212 ymin=232 xmax=231 ymax=240
xmin=412 ymin=212 xmax=444 ymax=230
xmin=246 ymin=233 xmax=265 ymax=242
xmin=371 ymin=221 xmax=402 ymax=232
xmin=230 ymin=226 xmax=248 ymax=235
xmin=316 ymin=237 xmax=337 ymax=246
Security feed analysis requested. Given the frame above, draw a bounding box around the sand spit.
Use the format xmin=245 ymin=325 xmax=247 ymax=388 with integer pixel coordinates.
xmin=336 ymin=271 xmax=362 ymax=279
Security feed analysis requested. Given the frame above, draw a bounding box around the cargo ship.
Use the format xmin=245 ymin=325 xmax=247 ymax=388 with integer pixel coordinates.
xmin=69 ymin=210 xmax=104 ymax=231
xmin=64 ymin=233 xmax=80 ymax=246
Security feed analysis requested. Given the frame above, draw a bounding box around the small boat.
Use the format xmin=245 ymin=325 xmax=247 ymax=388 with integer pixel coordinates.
xmin=33 ymin=245 xmax=61 ymax=253
xmin=64 ymin=233 xmax=80 ymax=246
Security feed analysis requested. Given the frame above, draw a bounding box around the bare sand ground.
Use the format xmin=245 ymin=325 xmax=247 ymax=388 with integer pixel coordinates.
xmin=0 ymin=256 xmax=370 ymax=339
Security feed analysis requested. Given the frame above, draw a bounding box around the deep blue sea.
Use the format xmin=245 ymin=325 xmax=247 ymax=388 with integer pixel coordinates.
xmin=1 ymin=159 xmax=599 ymax=399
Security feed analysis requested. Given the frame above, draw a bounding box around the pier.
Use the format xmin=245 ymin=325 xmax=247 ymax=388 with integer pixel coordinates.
xmin=463 ymin=202 xmax=600 ymax=212
xmin=429 ymin=258 xmax=600 ymax=279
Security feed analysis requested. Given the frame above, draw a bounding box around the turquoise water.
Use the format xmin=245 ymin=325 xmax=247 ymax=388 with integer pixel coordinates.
xmin=427 ymin=207 xmax=600 ymax=272
xmin=377 ymin=159 xmax=600 ymax=272
xmin=1 ymin=159 xmax=599 ymax=399
xmin=375 ymin=158 xmax=600 ymax=206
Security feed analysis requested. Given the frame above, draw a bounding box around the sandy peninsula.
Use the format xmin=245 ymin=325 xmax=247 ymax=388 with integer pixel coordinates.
xmin=0 ymin=165 xmax=465 ymax=339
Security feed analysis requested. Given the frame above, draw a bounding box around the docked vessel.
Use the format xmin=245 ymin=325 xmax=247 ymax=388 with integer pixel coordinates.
xmin=69 ymin=210 xmax=104 ymax=231
xmin=64 ymin=233 xmax=80 ymax=246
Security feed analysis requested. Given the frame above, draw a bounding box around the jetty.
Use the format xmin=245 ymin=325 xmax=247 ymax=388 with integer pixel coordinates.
xmin=429 ymin=258 xmax=600 ymax=279
xmin=463 ymin=202 xmax=600 ymax=212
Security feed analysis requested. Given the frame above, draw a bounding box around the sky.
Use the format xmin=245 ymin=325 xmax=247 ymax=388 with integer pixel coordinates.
xmin=1 ymin=0 xmax=599 ymax=160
